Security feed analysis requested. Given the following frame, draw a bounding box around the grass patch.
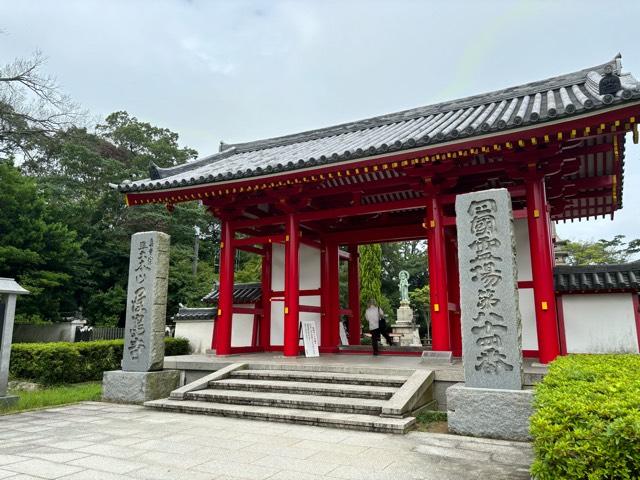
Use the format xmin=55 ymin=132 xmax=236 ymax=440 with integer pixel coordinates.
xmin=1 ymin=382 xmax=102 ymax=415
xmin=415 ymin=409 xmax=448 ymax=432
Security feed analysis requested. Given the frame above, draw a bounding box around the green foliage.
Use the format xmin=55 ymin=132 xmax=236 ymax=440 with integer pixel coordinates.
xmin=167 ymin=245 xmax=217 ymax=315
xmin=359 ymin=244 xmax=383 ymax=328
xmin=9 ymin=337 xmax=190 ymax=385
xmin=1 ymin=382 xmax=102 ymax=414
xmin=0 ymin=161 xmax=84 ymax=321
xmin=4 ymin=112 xmax=221 ymax=325
xmin=563 ymin=235 xmax=640 ymax=265
xmin=415 ymin=409 xmax=447 ymax=426
xmin=409 ymin=284 xmax=430 ymax=316
xmin=530 ymin=354 xmax=640 ymax=480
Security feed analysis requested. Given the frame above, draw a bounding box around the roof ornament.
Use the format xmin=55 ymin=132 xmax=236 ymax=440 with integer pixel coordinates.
xmin=590 ymin=64 xmax=622 ymax=95
xmin=149 ymin=161 xmax=161 ymax=180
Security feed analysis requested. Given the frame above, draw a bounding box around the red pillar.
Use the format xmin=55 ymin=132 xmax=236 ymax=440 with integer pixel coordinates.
xmin=283 ymin=214 xmax=300 ymax=357
xmin=446 ymin=232 xmax=461 ymax=357
xmin=347 ymin=244 xmax=361 ymax=345
xmin=259 ymin=244 xmax=272 ymax=349
xmin=321 ymin=241 xmax=340 ymax=350
xmin=426 ymin=196 xmax=450 ymax=351
xmin=526 ymin=176 xmax=560 ymax=363
xmin=320 ymin=244 xmax=329 ymax=348
xmin=214 ymin=219 xmax=234 ymax=355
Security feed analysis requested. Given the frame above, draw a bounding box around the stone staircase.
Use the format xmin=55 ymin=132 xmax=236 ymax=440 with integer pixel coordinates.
xmin=145 ymin=363 xmax=434 ymax=434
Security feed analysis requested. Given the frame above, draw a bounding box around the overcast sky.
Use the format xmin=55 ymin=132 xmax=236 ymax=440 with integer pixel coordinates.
xmin=2 ymin=0 xmax=639 ymax=242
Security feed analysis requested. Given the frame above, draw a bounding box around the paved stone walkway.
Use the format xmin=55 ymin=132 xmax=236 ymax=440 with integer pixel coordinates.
xmin=0 ymin=402 xmax=532 ymax=480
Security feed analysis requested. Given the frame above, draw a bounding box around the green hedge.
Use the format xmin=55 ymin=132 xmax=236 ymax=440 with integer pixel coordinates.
xmin=9 ymin=337 xmax=190 ymax=385
xmin=531 ymin=354 xmax=640 ymax=479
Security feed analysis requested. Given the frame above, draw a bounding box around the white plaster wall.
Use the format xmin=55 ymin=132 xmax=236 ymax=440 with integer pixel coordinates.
xmin=270 ymin=243 xmax=322 ymax=346
xmin=174 ymin=320 xmax=213 ymax=354
xmin=514 ymin=218 xmax=532 ymax=282
xmin=231 ymin=304 xmax=255 ymax=347
xmin=562 ymin=293 xmax=639 ymax=353
xmin=517 ymin=288 xmax=538 ymax=350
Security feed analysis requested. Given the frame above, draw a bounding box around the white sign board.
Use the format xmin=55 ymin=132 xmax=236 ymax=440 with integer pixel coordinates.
xmin=300 ymin=320 xmax=320 ymax=357
xmin=339 ymin=322 xmax=349 ymax=346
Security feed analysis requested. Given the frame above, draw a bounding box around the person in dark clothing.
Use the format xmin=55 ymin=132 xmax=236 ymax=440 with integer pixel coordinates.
xmin=365 ymin=299 xmax=394 ymax=355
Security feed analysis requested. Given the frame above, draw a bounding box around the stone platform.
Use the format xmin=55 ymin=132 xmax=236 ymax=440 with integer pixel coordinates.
xmin=0 ymin=402 xmax=533 ymax=479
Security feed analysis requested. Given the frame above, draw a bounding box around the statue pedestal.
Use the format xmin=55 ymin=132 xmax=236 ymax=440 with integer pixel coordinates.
xmin=392 ymin=302 xmax=422 ymax=347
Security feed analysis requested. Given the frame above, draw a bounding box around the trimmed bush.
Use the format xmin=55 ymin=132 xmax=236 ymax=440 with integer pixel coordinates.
xmin=531 ymin=354 xmax=640 ymax=479
xmin=9 ymin=337 xmax=190 ymax=385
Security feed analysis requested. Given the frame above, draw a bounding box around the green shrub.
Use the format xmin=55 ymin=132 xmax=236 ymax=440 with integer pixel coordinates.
xmin=530 ymin=354 xmax=640 ymax=480
xmin=9 ymin=337 xmax=190 ymax=385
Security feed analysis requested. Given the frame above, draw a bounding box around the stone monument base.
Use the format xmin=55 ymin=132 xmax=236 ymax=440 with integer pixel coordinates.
xmin=446 ymin=383 xmax=533 ymax=441
xmin=102 ymin=370 xmax=180 ymax=404
xmin=391 ymin=304 xmax=422 ymax=347
xmin=0 ymin=394 xmax=19 ymax=408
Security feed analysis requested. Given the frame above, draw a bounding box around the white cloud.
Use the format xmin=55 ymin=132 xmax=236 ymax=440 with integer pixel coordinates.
xmin=1 ymin=0 xmax=639 ymax=241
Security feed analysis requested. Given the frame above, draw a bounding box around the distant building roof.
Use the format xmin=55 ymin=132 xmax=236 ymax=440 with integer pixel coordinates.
xmin=172 ymin=307 xmax=216 ymax=322
xmin=172 ymin=283 xmax=262 ymax=322
xmin=202 ymin=282 xmax=262 ymax=305
xmin=554 ymin=262 xmax=640 ymax=293
xmin=116 ymin=54 xmax=639 ymax=194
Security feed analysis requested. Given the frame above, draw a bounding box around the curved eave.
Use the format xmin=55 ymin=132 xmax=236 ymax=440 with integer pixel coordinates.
xmin=124 ymin=102 xmax=639 ymax=211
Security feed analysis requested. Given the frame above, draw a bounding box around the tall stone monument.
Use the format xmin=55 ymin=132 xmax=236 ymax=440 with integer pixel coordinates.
xmin=391 ymin=271 xmax=422 ymax=346
xmin=447 ymin=189 xmax=533 ymax=441
xmin=103 ymin=232 xmax=180 ymax=403
xmin=0 ymin=278 xmax=29 ymax=408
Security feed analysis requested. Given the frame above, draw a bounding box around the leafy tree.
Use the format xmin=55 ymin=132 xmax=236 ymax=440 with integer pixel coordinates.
xmin=409 ymin=284 xmax=431 ymax=335
xmin=381 ymin=241 xmax=427 ymax=310
xmin=0 ymin=161 xmax=84 ymax=321
xmin=563 ymin=235 xmax=640 ymax=265
xmin=358 ymin=244 xmax=393 ymax=327
xmin=14 ymin=112 xmax=218 ymax=325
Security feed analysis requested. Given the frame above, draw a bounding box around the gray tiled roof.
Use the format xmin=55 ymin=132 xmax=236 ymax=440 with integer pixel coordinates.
xmin=554 ymin=262 xmax=640 ymax=293
xmin=171 ymin=307 xmax=216 ymax=322
xmin=201 ymin=282 xmax=262 ymax=305
xmin=117 ymin=55 xmax=640 ymax=193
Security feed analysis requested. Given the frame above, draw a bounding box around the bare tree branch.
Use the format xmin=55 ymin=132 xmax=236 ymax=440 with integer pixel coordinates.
xmin=0 ymin=49 xmax=86 ymax=157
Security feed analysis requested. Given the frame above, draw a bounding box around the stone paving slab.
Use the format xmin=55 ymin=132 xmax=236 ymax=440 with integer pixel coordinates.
xmin=0 ymin=402 xmax=532 ymax=479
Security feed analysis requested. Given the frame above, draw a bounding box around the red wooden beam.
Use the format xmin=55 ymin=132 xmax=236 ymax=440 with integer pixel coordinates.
xmin=232 ymin=306 xmax=263 ymax=315
xmin=236 ymin=245 xmax=266 ymax=255
xmin=233 ymin=234 xmax=286 ymax=247
xmin=299 ymin=305 xmax=323 ymax=313
xmin=324 ymin=223 xmax=426 ymax=244
xmin=271 ymin=288 xmax=322 ymax=297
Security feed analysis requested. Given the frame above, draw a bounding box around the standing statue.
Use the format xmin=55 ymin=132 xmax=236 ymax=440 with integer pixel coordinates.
xmin=398 ymin=270 xmax=410 ymax=304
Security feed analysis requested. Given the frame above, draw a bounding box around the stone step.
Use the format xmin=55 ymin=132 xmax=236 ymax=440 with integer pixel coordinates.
xmin=338 ymin=345 xmax=427 ymax=353
xmin=186 ymin=388 xmax=385 ymax=415
xmin=145 ymin=398 xmax=415 ymax=433
xmin=230 ymin=369 xmax=407 ymax=387
xmin=209 ymin=378 xmax=396 ymax=400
